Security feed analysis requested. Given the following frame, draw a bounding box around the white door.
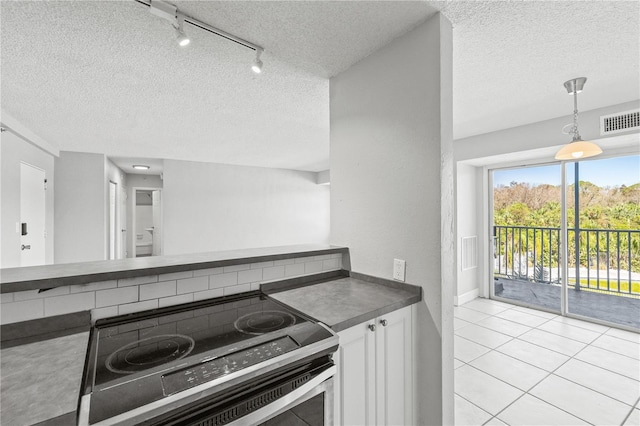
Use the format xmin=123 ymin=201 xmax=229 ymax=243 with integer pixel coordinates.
xmin=335 ymin=321 xmax=376 ymax=426
xmin=109 ymin=181 xmax=117 ymax=260
xmin=120 ymin=186 xmax=127 ymax=258
xmin=20 ymin=162 xmax=46 ymax=266
xmin=151 ymin=190 xmax=162 ymax=256
xmin=375 ymin=306 xmax=413 ymax=426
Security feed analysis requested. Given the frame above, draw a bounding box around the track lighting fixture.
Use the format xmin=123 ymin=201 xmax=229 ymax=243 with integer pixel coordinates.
xmin=555 ymin=77 xmax=602 ymax=160
xmin=174 ymin=17 xmax=190 ymax=47
xmin=252 ymin=49 xmax=263 ymax=74
xmin=144 ymin=0 xmax=265 ymax=71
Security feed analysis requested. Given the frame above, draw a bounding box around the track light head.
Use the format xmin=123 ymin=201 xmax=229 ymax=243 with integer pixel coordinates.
xmin=252 ymin=49 xmax=263 ymax=74
xmin=175 ymin=26 xmax=190 ymax=47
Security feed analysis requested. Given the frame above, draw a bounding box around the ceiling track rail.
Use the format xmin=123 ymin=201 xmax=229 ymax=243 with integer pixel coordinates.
xmin=133 ymin=0 xmax=263 ymax=52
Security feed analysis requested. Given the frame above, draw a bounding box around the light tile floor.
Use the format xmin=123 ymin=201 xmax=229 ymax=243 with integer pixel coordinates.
xmin=454 ymin=298 xmax=640 ymax=426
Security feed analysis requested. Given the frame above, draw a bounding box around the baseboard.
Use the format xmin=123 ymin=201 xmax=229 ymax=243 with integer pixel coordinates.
xmin=454 ymin=288 xmax=479 ymax=306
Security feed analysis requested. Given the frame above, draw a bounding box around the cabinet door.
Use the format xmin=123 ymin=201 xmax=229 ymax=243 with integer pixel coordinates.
xmin=335 ymin=321 xmax=376 ymax=426
xmin=376 ymin=306 xmax=413 ymax=426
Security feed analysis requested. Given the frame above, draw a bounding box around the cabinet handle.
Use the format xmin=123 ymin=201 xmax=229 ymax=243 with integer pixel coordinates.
xmin=368 ymin=324 xmax=376 ymax=332
xmin=380 ymin=319 xmax=388 ymax=327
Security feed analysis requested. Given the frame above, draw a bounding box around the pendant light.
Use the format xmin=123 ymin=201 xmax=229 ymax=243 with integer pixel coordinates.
xmin=555 ymin=77 xmax=602 ymax=160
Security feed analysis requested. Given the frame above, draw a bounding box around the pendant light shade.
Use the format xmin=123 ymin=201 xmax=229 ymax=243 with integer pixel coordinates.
xmin=554 ymin=139 xmax=602 ymax=160
xmin=555 ymin=77 xmax=602 ymax=160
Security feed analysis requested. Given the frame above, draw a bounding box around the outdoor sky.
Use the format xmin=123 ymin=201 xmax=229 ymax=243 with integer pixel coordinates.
xmin=493 ymin=155 xmax=640 ymax=188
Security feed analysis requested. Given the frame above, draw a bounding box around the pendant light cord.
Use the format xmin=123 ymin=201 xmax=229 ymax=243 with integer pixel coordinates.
xmin=572 ymin=86 xmax=581 ymax=142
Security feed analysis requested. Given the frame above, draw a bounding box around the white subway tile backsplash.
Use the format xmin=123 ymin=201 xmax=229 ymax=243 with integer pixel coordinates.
xmin=238 ymin=268 xmax=262 ymax=284
xmin=140 ymin=281 xmax=176 ymax=300
xmin=193 ymin=267 xmax=223 ymax=277
xmin=159 ymin=271 xmax=194 ymax=282
xmin=92 ymin=306 xmax=119 ymax=322
xmin=96 ymin=287 xmax=138 ymax=308
xmin=210 ymin=272 xmax=238 ymax=289
xmin=285 ymin=263 xmax=305 ymax=277
xmin=1 ymin=253 xmax=345 ymax=324
xmin=322 ymin=258 xmax=341 ymax=270
xmin=14 ymin=286 xmax=70 ymax=301
xmin=159 ymin=293 xmax=194 ymax=308
xmin=118 ymin=275 xmax=158 ymax=287
xmin=304 ymin=260 xmax=323 ymax=274
xmin=251 ymin=261 xmax=274 ymax=269
xmin=223 ymin=264 xmax=251 ymax=273
xmin=193 ymin=289 xmax=224 ymax=301
xmin=1 ymin=299 xmax=44 ymax=324
xmin=177 ymin=276 xmax=209 ymax=294
xmin=263 ymin=266 xmax=285 ymax=281
xmin=70 ymin=280 xmax=117 ymax=294
xmin=119 ymin=300 xmax=158 ymax=315
xmin=223 ymin=284 xmax=251 ymax=296
xmin=44 ymin=292 xmax=95 ymax=317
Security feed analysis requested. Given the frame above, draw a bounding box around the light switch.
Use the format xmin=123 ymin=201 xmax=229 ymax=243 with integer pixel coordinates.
xmin=393 ymin=259 xmax=406 ymax=282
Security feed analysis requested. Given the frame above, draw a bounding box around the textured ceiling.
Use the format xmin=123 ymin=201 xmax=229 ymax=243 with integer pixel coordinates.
xmin=1 ymin=1 xmax=638 ymax=172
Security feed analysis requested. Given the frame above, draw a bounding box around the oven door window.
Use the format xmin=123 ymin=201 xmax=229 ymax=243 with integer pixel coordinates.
xmin=259 ymin=393 xmax=324 ymax=426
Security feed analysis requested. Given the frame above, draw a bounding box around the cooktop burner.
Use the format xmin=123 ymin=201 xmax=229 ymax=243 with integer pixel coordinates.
xmin=105 ymin=334 xmax=195 ymax=374
xmin=234 ymin=310 xmax=297 ymax=335
xmin=91 ymin=293 xmax=311 ymax=387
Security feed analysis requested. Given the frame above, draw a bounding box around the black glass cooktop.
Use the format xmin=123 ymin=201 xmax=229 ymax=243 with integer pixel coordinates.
xmin=92 ymin=293 xmax=310 ymax=387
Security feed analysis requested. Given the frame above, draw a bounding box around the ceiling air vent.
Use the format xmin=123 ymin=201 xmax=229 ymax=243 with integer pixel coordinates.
xmin=600 ymin=109 xmax=640 ymax=135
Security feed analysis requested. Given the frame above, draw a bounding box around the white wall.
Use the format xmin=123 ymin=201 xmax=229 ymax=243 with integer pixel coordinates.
xmin=54 ymin=151 xmax=106 ymax=264
xmin=330 ymin=13 xmax=454 ymax=425
xmin=455 ymin=163 xmax=481 ymax=304
xmin=162 ymin=160 xmax=330 ymax=255
xmin=0 ymin=130 xmax=55 ymax=267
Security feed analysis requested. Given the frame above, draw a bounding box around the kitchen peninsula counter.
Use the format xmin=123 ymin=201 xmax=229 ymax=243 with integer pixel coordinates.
xmin=0 ymin=244 xmax=348 ymax=293
xmin=266 ymin=274 xmax=422 ymax=332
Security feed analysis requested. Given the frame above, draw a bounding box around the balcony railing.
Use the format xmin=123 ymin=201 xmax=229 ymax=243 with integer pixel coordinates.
xmin=494 ymin=225 xmax=640 ymax=298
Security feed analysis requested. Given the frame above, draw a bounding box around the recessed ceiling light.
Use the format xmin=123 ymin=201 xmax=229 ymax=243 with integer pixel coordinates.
xmin=133 ymin=165 xmax=150 ymax=170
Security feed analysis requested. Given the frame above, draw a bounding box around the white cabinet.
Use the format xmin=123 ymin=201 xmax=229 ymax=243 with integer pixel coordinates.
xmin=334 ymin=305 xmax=415 ymax=426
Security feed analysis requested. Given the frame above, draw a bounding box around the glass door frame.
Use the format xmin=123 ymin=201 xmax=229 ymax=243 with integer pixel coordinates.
xmin=487 ymin=155 xmax=638 ymax=331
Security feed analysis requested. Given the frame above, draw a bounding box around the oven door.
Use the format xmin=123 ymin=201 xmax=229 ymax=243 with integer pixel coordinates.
xmin=138 ymin=356 xmax=335 ymax=426
xmin=237 ymin=368 xmax=334 ymax=426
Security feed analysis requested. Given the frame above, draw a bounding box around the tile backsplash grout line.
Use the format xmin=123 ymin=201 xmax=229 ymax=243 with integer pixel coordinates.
xmin=1 ymin=254 xmax=344 ymax=324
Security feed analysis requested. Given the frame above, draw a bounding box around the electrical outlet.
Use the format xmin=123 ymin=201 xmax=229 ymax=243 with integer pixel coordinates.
xmin=393 ymin=259 xmax=406 ymax=282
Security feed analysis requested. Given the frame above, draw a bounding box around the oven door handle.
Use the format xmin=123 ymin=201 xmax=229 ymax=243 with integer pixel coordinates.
xmin=227 ymin=365 xmax=336 ymax=426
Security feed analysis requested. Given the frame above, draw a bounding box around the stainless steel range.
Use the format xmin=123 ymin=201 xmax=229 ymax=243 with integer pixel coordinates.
xmin=78 ymin=291 xmax=338 ymax=425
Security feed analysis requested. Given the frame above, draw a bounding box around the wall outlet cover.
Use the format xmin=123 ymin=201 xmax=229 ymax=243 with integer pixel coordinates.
xmin=393 ymin=258 xmax=406 ymax=282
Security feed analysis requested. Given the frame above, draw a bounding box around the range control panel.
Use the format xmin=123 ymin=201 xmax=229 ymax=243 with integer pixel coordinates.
xmin=162 ymin=336 xmax=299 ymax=395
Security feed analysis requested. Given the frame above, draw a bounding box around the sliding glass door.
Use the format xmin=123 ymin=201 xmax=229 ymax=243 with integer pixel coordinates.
xmin=564 ymin=156 xmax=640 ymax=329
xmin=491 ymin=155 xmax=640 ymax=329
xmin=491 ymin=164 xmax=563 ymax=313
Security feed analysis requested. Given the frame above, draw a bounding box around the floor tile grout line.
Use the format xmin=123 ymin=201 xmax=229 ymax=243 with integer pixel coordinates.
xmin=620 ymin=396 xmax=640 ymax=426
xmin=454 ymin=391 xmax=494 ymax=422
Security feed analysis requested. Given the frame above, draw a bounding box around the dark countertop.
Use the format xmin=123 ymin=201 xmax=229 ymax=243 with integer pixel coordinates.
xmin=0 ymin=244 xmax=348 ymax=293
xmin=267 ymin=275 xmax=421 ymax=332
xmin=0 ymin=331 xmax=89 ymax=425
